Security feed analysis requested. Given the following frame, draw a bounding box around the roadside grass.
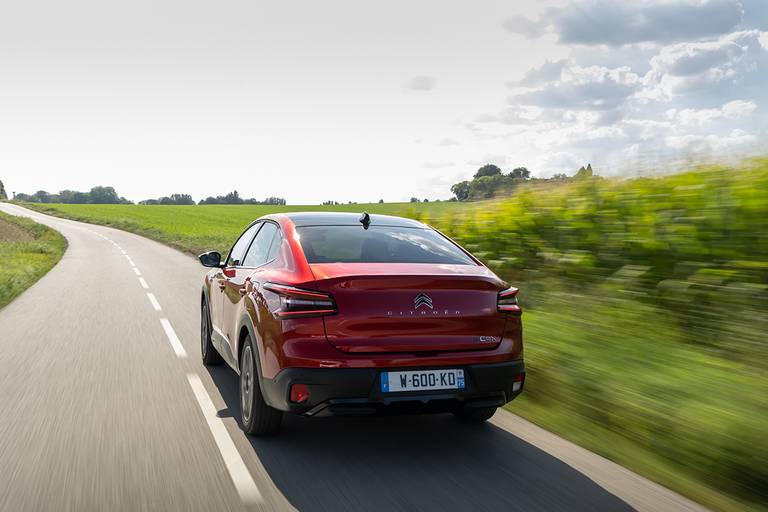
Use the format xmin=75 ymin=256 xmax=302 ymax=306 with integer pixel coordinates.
xmin=512 ymin=291 xmax=765 ymax=512
xmin=17 ymin=159 xmax=768 ymax=510
xmin=0 ymin=210 xmax=67 ymax=310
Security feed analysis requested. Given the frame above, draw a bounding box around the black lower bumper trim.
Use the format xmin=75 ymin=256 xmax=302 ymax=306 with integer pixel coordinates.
xmin=260 ymin=360 xmax=525 ymax=416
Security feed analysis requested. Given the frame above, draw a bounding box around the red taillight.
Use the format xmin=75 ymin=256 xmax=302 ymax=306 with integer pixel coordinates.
xmin=290 ymin=383 xmax=310 ymax=403
xmin=498 ymin=287 xmax=521 ymax=315
xmin=263 ymin=282 xmax=337 ymax=319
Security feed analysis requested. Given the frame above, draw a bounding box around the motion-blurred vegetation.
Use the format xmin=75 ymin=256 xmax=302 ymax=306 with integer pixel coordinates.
xmin=415 ymin=159 xmax=768 ymax=511
xmin=0 ymin=211 xmax=66 ymax=310
xmin=19 ymin=158 xmax=768 ymax=510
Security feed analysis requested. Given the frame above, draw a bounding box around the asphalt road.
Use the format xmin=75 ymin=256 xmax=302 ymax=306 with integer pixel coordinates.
xmin=0 ymin=203 xmax=708 ymax=512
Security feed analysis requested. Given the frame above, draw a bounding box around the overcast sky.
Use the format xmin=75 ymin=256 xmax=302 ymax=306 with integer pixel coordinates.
xmin=1 ymin=0 xmax=766 ymax=203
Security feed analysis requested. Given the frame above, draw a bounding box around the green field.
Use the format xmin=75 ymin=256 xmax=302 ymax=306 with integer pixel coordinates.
xmin=0 ymin=211 xmax=67 ymax=310
xmin=19 ymin=159 xmax=768 ymax=511
xmin=23 ymin=201 xmax=468 ymax=256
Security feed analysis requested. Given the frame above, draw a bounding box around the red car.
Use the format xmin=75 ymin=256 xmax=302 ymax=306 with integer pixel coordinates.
xmin=199 ymin=212 xmax=524 ymax=435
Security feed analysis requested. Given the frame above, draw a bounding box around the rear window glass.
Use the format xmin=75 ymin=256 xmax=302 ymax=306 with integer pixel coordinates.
xmin=296 ymin=226 xmax=475 ymax=265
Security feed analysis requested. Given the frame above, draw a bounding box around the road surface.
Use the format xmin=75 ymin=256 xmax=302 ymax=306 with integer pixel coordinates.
xmin=0 ymin=203 xmax=707 ymax=512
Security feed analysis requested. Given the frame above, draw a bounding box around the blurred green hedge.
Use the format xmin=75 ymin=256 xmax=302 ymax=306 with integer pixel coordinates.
xmin=417 ymin=160 xmax=768 ymax=510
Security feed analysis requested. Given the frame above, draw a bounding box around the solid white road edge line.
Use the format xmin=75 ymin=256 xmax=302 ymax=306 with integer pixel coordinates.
xmin=490 ymin=410 xmax=708 ymax=512
xmin=146 ymin=293 xmax=162 ymax=311
xmin=186 ymin=373 xmax=263 ymax=506
xmin=138 ymin=277 xmax=149 ymax=289
xmin=159 ymin=318 xmax=188 ymax=358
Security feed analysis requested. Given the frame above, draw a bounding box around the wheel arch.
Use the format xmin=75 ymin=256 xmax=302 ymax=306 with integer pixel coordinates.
xmin=237 ymin=314 xmax=264 ymax=377
xmin=237 ymin=313 xmax=276 ymax=407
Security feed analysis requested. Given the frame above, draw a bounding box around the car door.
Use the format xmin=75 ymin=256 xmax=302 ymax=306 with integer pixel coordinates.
xmin=221 ymin=221 xmax=279 ymax=352
xmin=212 ymin=222 xmax=261 ymax=345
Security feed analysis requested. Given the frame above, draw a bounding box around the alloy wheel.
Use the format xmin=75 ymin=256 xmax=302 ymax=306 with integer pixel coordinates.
xmin=240 ymin=345 xmax=254 ymax=424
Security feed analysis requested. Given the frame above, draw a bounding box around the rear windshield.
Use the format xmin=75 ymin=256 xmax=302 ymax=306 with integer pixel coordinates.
xmin=296 ymin=225 xmax=475 ymax=265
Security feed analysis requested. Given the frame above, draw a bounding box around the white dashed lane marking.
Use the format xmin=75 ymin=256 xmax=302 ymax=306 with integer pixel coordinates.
xmin=139 ymin=277 xmax=149 ymax=289
xmin=147 ymin=293 xmax=162 ymax=311
xmin=133 ymin=267 xmax=141 ymax=276
xmin=186 ymin=373 xmax=263 ymax=505
xmin=159 ymin=318 xmax=188 ymax=358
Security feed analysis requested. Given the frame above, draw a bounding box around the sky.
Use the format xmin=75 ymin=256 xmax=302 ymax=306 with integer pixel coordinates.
xmin=1 ymin=0 xmax=766 ymax=203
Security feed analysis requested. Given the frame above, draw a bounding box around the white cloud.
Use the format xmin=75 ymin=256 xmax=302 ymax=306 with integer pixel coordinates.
xmin=665 ymin=99 xmax=757 ymax=125
xmin=647 ymin=30 xmax=768 ymax=96
xmin=515 ymin=60 xmax=568 ymax=86
xmin=666 ymin=128 xmax=757 ymax=151
xmin=501 ymin=15 xmax=550 ymax=39
xmin=405 ymin=76 xmax=437 ymax=91
xmin=511 ymin=65 xmax=642 ymax=111
xmin=503 ymin=0 xmax=744 ymax=47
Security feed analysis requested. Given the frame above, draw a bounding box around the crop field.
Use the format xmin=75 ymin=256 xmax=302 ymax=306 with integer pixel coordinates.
xmin=19 ymin=158 xmax=768 ymax=510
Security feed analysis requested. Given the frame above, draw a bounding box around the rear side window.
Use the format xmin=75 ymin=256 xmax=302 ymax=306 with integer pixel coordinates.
xmin=296 ymin=226 xmax=475 ymax=265
xmin=227 ymin=222 xmax=261 ymax=267
xmin=242 ymin=222 xmax=279 ymax=267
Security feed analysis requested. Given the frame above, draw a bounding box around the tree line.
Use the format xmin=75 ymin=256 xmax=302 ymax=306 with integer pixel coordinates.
xmin=13 ymin=186 xmax=132 ymax=204
xmin=4 ymin=183 xmax=285 ymax=206
xmin=450 ymin=163 xmax=595 ymax=201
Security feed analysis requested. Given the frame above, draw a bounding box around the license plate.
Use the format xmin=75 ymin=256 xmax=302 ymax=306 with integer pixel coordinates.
xmin=380 ymin=369 xmax=465 ymax=393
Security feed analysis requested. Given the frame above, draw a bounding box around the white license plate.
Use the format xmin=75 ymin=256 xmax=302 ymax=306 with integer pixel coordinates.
xmin=380 ymin=369 xmax=465 ymax=393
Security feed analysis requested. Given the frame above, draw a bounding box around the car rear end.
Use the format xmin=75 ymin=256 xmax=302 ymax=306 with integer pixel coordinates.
xmin=261 ymin=214 xmax=525 ymax=418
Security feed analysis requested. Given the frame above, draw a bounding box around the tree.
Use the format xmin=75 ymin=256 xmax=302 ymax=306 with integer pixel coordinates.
xmin=0 ymin=179 xmax=7 ymax=200
xmin=378 ymin=199 xmax=384 ymax=203
xmin=575 ymin=164 xmax=594 ymax=179
xmin=168 ymin=194 xmax=194 ymax=205
xmin=451 ymin=181 xmax=471 ymax=201
xmin=410 ymin=197 xmax=420 ymax=203
xmin=89 ymin=186 xmax=121 ymax=204
xmin=72 ymin=191 xmax=90 ymax=203
xmin=33 ymin=190 xmax=52 ymax=203
xmin=222 ymin=190 xmax=243 ymax=204
xmin=473 ymin=164 xmax=502 ymax=179
xmin=510 ymin=167 xmax=530 ymax=179
xmin=260 ymin=197 xmax=286 ymax=205
xmin=469 ymin=175 xmax=501 ymax=199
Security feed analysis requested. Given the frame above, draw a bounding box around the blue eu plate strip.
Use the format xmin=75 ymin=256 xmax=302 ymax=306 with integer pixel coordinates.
xmin=380 ymin=372 xmax=389 ymax=392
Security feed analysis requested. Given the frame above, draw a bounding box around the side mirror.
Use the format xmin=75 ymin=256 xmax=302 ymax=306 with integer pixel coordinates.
xmin=198 ymin=251 xmax=222 ymax=268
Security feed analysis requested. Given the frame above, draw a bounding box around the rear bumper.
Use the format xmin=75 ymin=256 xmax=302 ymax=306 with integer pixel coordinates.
xmin=261 ymin=360 xmax=525 ymax=416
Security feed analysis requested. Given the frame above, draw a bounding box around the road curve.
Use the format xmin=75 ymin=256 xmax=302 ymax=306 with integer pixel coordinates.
xmin=0 ymin=203 xmax=707 ymax=512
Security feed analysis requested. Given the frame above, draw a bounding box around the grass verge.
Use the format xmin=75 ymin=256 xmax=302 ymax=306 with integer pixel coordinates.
xmin=0 ymin=210 xmax=67 ymax=310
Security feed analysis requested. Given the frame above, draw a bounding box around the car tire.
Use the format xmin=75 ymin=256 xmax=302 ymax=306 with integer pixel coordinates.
xmin=201 ymin=301 xmax=223 ymax=366
xmin=239 ymin=335 xmax=283 ymax=436
xmin=454 ymin=406 xmax=497 ymax=423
